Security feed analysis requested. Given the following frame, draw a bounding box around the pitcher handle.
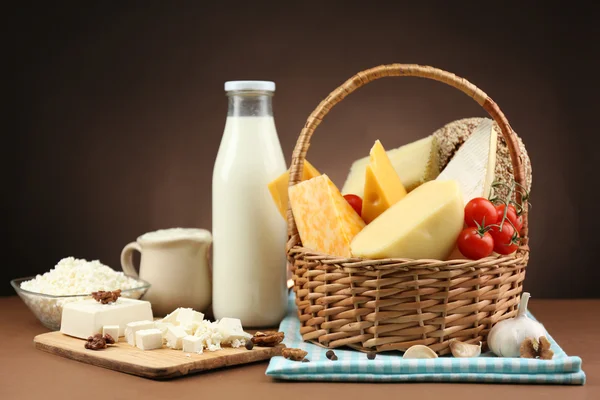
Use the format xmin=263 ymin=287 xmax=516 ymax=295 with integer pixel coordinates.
xmin=120 ymin=242 xmax=142 ymax=277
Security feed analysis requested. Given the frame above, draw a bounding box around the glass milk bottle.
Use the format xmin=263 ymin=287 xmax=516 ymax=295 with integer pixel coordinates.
xmin=212 ymin=81 xmax=288 ymax=327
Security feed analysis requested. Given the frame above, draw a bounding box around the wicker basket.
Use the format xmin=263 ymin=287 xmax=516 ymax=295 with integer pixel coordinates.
xmin=286 ymin=64 xmax=529 ymax=356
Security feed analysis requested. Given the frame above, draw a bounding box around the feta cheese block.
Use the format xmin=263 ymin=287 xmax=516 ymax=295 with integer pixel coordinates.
xmin=350 ymin=180 xmax=464 ymax=260
xmin=268 ymin=159 xmax=321 ymax=218
xmin=342 ymin=135 xmax=440 ymax=196
xmin=60 ymin=298 xmax=153 ymax=340
xmin=102 ymin=325 xmax=120 ymax=340
xmin=182 ymin=335 xmax=204 ymax=354
xmin=176 ymin=308 xmax=204 ymax=326
xmin=125 ymin=320 xmax=155 ymax=346
xmin=361 ymin=140 xmax=407 ymax=223
xmin=217 ymin=317 xmax=252 ymax=344
xmin=165 ymin=326 xmax=188 ymax=350
xmin=289 ymin=174 xmax=366 ymax=257
xmin=436 ymin=119 xmax=497 ymax=204
xmin=135 ymin=328 xmax=163 ymax=350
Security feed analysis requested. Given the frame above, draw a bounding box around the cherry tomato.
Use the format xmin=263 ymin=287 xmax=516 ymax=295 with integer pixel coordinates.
xmin=343 ymin=194 xmax=363 ymax=216
xmin=464 ymin=197 xmax=498 ymax=228
xmin=490 ymin=221 xmax=519 ymax=255
xmin=457 ymin=227 xmax=494 ymax=260
xmin=495 ymin=204 xmax=523 ymax=233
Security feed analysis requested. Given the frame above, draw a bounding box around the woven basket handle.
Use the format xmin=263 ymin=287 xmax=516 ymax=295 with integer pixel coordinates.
xmin=287 ymin=64 xmax=529 ymax=247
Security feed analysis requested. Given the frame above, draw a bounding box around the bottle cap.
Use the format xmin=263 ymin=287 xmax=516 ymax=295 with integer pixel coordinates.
xmin=224 ymin=81 xmax=275 ymax=92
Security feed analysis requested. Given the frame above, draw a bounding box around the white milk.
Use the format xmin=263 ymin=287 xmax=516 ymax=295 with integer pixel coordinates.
xmin=212 ymin=83 xmax=288 ymax=327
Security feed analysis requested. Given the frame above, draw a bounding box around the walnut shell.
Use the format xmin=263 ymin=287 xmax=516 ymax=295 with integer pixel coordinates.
xmin=433 ymin=117 xmax=532 ymax=201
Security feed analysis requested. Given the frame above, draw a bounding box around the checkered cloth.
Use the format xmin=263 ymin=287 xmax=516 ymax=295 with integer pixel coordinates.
xmin=266 ymin=294 xmax=586 ymax=385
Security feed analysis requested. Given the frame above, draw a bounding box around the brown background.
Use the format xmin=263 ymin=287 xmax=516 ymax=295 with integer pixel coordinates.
xmin=5 ymin=1 xmax=598 ymax=298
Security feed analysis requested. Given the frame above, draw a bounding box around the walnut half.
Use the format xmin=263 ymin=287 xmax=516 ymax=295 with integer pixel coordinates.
xmin=91 ymin=289 xmax=122 ymax=304
xmin=84 ymin=333 xmax=117 ymax=351
xmin=251 ymin=331 xmax=285 ymax=347
xmin=281 ymin=348 xmax=308 ymax=361
xmin=520 ymin=336 xmax=554 ymax=360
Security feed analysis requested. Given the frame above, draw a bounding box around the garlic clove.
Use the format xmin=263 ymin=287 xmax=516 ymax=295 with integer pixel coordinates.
xmin=402 ymin=345 xmax=438 ymax=359
xmin=449 ymin=339 xmax=482 ymax=358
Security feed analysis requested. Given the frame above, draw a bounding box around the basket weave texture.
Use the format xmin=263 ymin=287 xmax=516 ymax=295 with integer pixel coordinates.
xmin=286 ymin=64 xmax=529 ymax=355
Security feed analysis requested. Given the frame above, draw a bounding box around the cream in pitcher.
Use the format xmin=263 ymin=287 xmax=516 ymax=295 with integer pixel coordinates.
xmin=212 ymin=81 xmax=288 ymax=327
xmin=120 ymin=228 xmax=212 ymax=317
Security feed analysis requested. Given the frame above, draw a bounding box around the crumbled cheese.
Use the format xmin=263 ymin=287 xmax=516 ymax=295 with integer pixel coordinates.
xmin=193 ymin=320 xmax=223 ymax=351
xmin=20 ymin=257 xmax=141 ymax=295
xmin=158 ymin=307 xmax=251 ymax=353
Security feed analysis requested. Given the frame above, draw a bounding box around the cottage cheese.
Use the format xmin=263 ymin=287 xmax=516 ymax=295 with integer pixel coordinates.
xmin=21 ymin=257 xmax=141 ymax=295
xmin=17 ymin=257 xmax=145 ymax=331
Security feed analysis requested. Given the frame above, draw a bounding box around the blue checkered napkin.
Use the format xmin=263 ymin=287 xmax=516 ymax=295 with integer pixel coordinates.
xmin=265 ymin=295 xmax=586 ymax=385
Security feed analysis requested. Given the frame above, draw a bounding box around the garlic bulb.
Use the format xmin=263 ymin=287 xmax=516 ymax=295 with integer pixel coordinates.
xmin=488 ymin=292 xmax=546 ymax=357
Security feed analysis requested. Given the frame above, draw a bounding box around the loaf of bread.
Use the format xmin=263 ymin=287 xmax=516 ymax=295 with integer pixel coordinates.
xmin=433 ymin=117 xmax=532 ymax=201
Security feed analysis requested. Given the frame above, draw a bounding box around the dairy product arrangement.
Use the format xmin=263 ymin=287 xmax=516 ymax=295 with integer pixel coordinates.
xmin=11 ymin=69 xmax=546 ymax=383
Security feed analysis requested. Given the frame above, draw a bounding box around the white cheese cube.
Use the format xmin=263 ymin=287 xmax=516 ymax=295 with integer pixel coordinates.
xmin=125 ymin=320 xmax=155 ymax=346
xmin=161 ymin=308 xmax=180 ymax=324
xmin=182 ymin=321 xmax=201 ymax=336
xmin=217 ymin=317 xmax=252 ymax=344
xmin=176 ymin=308 xmax=204 ymax=326
xmin=182 ymin=335 xmax=203 ymax=354
xmin=60 ymin=298 xmax=153 ymax=340
xmin=154 ymin=321 xmax=173 ymax=335
xmin=165 ymin=326 xmax=188 ymax=350
xmin=135 ymin=328 xmax=163 ymax=350
xmin=102 ymin=325 xmax=120 ymax=341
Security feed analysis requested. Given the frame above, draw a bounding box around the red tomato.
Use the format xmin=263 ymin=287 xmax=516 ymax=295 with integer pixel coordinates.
xmin=343 ymin=194 xmax=363 ymax=216
xmin=495 ymin=204 xmax=523 ymax=233
xmin=490 ymin=221 xmax=519 ymax=255
xmin=457 ymin=227 xmax=494 ymax=260
xmin=464 ymin=197 xmax=498 ymax=228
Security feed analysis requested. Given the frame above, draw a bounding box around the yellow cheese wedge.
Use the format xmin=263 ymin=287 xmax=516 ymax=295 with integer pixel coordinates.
xmin=342 ymin=135 xmax=440 ymax=196
xmin=351 ymin=180 xmax=464 ymax=260
xmin=289 ymin=174 xmax=365 ymax=257
xmin=361 ymin=140 xmax=407 ymax=224
xmin=268 ymin=160 xmax=321 ymax=218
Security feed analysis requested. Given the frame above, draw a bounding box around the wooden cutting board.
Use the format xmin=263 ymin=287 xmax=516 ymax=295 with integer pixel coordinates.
xmin=34 ymin=331 xmax=282 ymax=380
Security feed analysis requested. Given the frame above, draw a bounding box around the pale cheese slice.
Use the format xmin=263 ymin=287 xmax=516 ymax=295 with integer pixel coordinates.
xmin=289 ymin=174 xmax=365 ymax=257
xmin=436 ymin=119 xmax=497 ymax=204
xmin=342 ymin=135 xmax=440 ymax=196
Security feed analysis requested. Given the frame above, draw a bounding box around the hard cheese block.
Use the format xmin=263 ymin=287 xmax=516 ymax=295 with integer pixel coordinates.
xmin=268 ymin=160 xmax=321 ymax=218
xmin=289 ymin=174 xmax=365 ymax=257
xmin=361 ymin=140 xmax=407 ymax=223
xmin=351 ymin=180 xmax=464 ymax=260
xmin=342 ymin=135 xmax=440 ymax=197
xmin=436 ymin=119 xmax=497 ymax=204
xmin=60 ymin=298 xmax=153 ymax=339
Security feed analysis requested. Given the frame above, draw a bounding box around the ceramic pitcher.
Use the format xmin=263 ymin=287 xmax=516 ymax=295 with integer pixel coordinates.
xmin=120 ymin=228 xmax=212 ymax=317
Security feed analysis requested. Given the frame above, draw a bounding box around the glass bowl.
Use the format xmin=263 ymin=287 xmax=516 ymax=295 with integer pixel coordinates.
xmin=10 ymin=276 xmax=151 ymax=331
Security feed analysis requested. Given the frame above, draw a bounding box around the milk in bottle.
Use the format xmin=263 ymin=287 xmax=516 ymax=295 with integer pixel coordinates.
xmin=212 ymin=81 xmax=288 ymax=327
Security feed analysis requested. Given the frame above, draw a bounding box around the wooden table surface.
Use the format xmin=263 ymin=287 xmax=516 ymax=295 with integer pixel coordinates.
xmin=1 ymin=296 xmax=597 ymax=399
